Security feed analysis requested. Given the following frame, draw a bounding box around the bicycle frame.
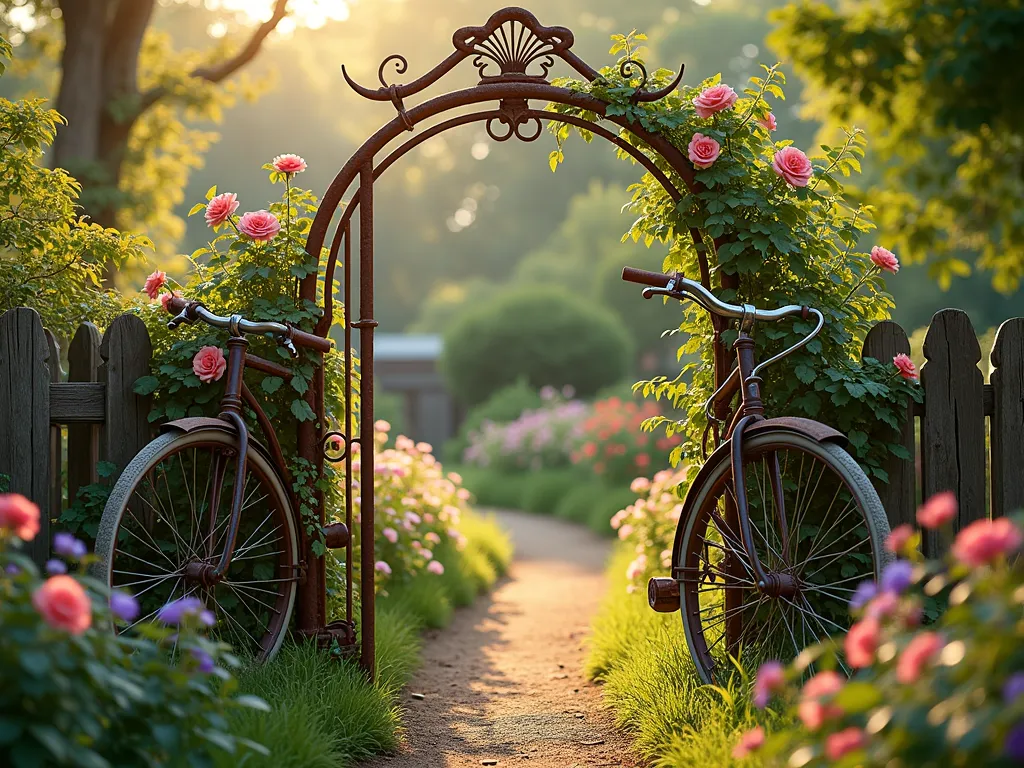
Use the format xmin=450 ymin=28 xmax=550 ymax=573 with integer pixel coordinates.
xmin=177 ymin=334 xmax=293 ymax=587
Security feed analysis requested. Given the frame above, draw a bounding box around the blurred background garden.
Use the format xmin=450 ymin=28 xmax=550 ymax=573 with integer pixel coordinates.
xmin=1 ymin=0 xmax=1022 ymax=765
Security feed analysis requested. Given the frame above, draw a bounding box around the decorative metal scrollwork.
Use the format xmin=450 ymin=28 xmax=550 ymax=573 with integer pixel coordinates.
xmin=322 ymin=430 xmax=349 ymax=463
xmin=486 ymin=98 xmax=542 ymax=142
xmin=377 ymin=54 xmax=408 ymax=88
xmin=454 ymin=8 xmax=574 ymax=82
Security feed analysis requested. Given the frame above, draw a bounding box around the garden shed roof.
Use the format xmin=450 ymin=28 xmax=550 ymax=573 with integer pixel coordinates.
xmin=374 ymin=334 xmax=443 ymax=361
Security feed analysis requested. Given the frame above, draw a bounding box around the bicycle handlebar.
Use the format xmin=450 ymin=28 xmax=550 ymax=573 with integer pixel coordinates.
xmin=621 ymin=266 xmax=810 ymax=324
xmin=166 ymin=297 xmax=333 ymax=355
xmin=621 ymin=265 xmax=825 ymax=381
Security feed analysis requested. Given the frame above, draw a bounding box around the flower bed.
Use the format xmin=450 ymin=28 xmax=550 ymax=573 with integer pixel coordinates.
xmin=736 ymin=496 xmax=1024 ymax=767
xmin=0 ymin=493 xmax=268 ymax=766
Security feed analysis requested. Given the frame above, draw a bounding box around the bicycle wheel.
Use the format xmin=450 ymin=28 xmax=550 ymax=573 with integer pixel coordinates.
xmin=678 ymin=430 xmax=891 ymax=685
xmin=95 ymin=428 xmax=299 ymax=661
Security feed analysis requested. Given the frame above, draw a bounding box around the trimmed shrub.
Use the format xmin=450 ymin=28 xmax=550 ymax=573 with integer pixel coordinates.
xmin=440 ymin=286 xmax=633 ymax=407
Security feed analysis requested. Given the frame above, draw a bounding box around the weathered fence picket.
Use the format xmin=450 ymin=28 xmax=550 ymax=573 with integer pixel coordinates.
xmin=0 ymin=308 xmax=152 ymax=566
xmin=991 ymin=318 xmax=1024 ymax=519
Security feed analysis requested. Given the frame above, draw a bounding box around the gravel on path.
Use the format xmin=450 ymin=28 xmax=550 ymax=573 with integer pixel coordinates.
xmin=363 ymin=509 xmax=639 ymax=768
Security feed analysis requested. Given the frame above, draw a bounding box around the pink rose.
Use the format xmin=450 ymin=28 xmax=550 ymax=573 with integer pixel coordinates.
xmin=886 ymin=524 xmax=915 ymax=554
xmin=758 ymin=112 xmax=777 ymax=131
xmin=238 ymin=210 xmax=281 ymax=242
xmin=865 ymin=590 xmax=900 ymax=620
xmin=192 ymin=346 xmax=227 ymax=384
xmin=917 ymin=491 xmax=957 ymax=529
xmin=870 ymin=245 xmax=900 ymax=273
xmin=772 ymin=146 xmax=814 ymax=187
xmin=625 ymin=555 xmax=647 ymax=581
xmin=896 ymin=631 xmax=943 ymax=683
xmin=618 ymin=524 xmax=634 ymax=540
xmin=952 ymin=517 xmax=1023 ymax=568
xmin=159 ymin=290 xmax=182 ymax=312
xmin=205 ymin=192 xmax=239 ymax=227
xmin=753 ymin=660 xmax=785 ymax=708
xmin=374 ymin=560 xmax=392 ymax=575
xmin=427 ymin=560 xmax=445 ymax=575
xmin=382 ymin=527 xmax=398 ymax=544
xmin=893 ymin=353 xmax=918 ymax=382
xmin=692 ymin=84 xmax=738 ymax=118
xmin=687 ymin=133 xmax=721 ymax=169
xmin=375 ymin=419 xmax=392 ymax=432
xmin=826 ymin=728 xmax=866 ymax=761
xmin=798 ymin=671 xmax=844 ymax=730
xmin=731 ymin=726 xmax=765 ymax=759
xmin=272 ymin=154 xmax=307 ymax=174
xmin=33 ymin=575 xmax=91 ymax=634
xmin=845 ymin=618 xmax=879 ymax=668
xmin=0 ymin=493 xmax=40 ymax=541
xmin=143 ymin=270 xmax=166 ymax=300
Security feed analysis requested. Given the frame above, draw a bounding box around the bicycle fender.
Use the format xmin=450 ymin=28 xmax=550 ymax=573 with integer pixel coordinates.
xmin=669 ymin=417 xmax=848 ymax=576
xmin=160 ymin=417 xmax=278 ymax=467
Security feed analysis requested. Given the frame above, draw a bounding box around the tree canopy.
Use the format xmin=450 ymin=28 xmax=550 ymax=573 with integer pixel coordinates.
xmin=770 ymin=0 xmax=1024 ymax=293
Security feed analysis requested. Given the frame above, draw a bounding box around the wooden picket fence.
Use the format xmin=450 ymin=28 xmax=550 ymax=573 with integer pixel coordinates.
xmin=863 ymin=310 xmax=1024 ymax=557
xmin=0 ymin=307 xmax=152 ymax=564
xmin=1 ymin=305 xmax=1022 ymax=564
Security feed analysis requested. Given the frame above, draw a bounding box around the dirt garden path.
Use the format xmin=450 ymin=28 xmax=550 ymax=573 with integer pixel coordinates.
xmin=364 ymin=509 xmax=640 ymax=768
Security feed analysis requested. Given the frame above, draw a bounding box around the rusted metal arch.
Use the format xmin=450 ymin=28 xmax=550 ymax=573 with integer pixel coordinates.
xmin=303 ymin=80 xmax=703 ymax=289
xmin=313 ymin=104 xmax=689 ymax=333
xmin=293 ymin=7 xmax=734 ymax=679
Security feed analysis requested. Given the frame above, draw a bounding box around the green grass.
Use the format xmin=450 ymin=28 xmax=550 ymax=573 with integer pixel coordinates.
xmin=221 ymin=509 xmax=513 ymax=767
xmin=587 ymin=547 xmax=786 ymax=767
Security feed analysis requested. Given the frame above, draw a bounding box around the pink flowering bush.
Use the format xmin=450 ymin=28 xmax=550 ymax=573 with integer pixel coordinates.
xmin=326 ymin=421 xmax=473 ymax=599
xmin=610 ymin=468 xmax=687 ymax=592
xmin=463 ymin=391 xmax=589 ymax=472
xmin=0 ymin=494 xmax=267 ymax=765
xmin=737 ymin=494 xmax=1024 ymax=766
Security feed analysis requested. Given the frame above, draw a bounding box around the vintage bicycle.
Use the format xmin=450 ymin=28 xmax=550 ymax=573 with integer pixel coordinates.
xmin=94 ymin=296 xmax=350 ymax=661
xmin=621 ymin=266 xmax=892 ymax=684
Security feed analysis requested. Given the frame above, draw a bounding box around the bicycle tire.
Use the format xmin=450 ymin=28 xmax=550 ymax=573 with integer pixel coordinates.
xmin=678 ymin=429 xmax=891 ymax=685
xmin=95 ymin=428 xmax=299 ymax=662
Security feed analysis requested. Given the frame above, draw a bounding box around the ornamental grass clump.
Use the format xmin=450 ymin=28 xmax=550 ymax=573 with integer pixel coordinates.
xmin=735 ymin=493 xmax=1024 ymax=766
xmin=0 ymin=493 xmax=268 ymax=767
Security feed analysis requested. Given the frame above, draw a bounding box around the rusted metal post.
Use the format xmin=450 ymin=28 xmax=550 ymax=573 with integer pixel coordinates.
xmin=357 ymin=161 xmax=377 ymax=679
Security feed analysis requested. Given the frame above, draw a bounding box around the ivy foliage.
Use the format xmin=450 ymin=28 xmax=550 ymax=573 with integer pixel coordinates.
xmin=548 ymin=31 xmax=920 ymax=486
xmin=136 ymin=166 xmax=357 ymax=556
xmin=0 ymin=36 xmax=150 ymax=338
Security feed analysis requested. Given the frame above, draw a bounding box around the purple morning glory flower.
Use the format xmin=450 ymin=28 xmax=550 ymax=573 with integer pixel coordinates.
xmin=5 ymin=563 xmax=20 ymax=576
xmin=880 ymin=560 xmax=914 ymax=594
xmin=110 ymin=591 xmax=140 ymax=623
xmin=1005 ymin=723 xmax=1024 ymax=762
xmin=849 ymin=580 xmax=878 ymax=610
xmin=1005 ymin=674 xmax=1024 ymax=704
xmin=45 ymin=559 xmax=67 ymax=575
xmin=191 ymin=647 xmax=216 ymax=674
xmin=157 ymin=596 xmax=205 ymax=625
xmin=53 ymin=532 xmax=87 ymax=559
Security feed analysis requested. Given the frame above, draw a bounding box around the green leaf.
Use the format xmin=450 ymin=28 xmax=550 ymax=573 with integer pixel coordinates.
xmin=834 ymin=682 xmax=882 ymax=713
xmin=20 ymin=650 xmax=50 ymax=676
xmin=234 ymin=694 xmax=272 ymax=712
xmin=133 ymin=375 xmax=160 ymax=395
xmin=261 ymin=376 xmax=284 ymax=394
xmin=290 ymin=399 xmax=316 ymax=422
xmin=205 ymin=185 xmax=217 ymax=201
xmin=188 ymin=202 xmax=206 ymax=216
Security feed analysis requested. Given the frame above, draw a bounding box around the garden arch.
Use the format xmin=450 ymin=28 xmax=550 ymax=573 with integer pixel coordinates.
xmin=297 ymin=7 xmax=727 ymax=677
